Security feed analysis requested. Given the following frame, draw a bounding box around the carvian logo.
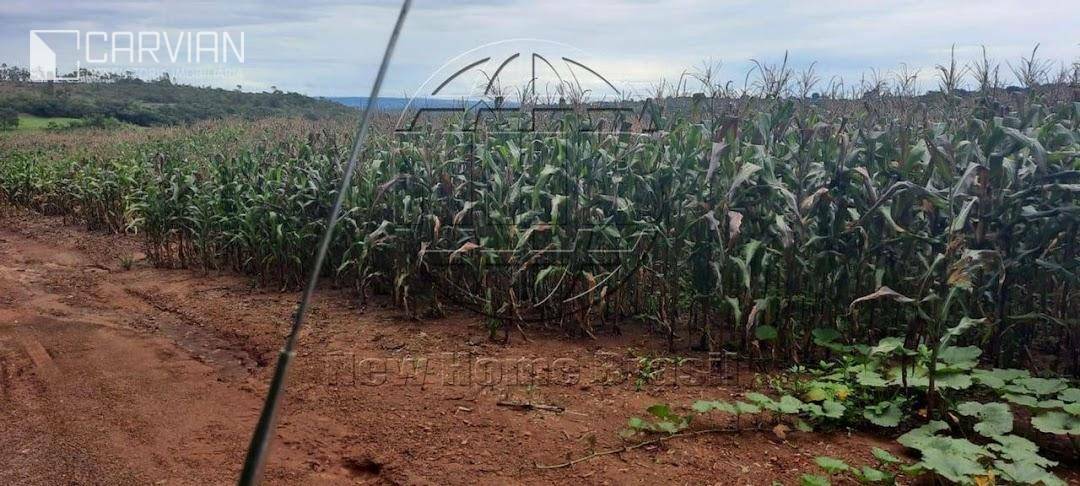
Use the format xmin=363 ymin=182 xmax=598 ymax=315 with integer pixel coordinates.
xmin=29 ymin=30 xmax=80 ymax=81
xmin=29 ymin=29 xmax=245 ymax=82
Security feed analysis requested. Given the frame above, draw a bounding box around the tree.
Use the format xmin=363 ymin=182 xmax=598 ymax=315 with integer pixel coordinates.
xmin=0 ymin=63 xmax=29 ymax=82
xmin=0 ymin=108 xmax=18 ymax=130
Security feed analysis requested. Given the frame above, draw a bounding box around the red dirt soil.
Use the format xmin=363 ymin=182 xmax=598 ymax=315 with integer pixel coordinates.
xmin=0 ymin=207 xmax=1041 ymax=485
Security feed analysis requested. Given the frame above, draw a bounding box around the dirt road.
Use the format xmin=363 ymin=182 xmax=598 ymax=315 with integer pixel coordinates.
xmin=0 ymin=208 xmax=901 ymax=485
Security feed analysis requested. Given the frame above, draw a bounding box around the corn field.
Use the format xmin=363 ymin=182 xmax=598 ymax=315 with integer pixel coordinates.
xmin=1 ymin=88 xmax=1078 ymax=376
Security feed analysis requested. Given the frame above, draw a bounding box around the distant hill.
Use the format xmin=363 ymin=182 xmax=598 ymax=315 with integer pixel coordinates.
xmin=0 ymin=76 xmax=356 ymax=127
xmin=328 ymin=97 xmax=474 ymax=110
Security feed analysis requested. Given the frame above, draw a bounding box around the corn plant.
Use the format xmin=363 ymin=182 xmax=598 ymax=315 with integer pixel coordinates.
xmin=1 ymin=74 xmax=1077 ymax=375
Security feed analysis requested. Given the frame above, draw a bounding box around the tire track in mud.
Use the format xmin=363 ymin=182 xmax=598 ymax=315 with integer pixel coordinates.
xmin=0 ymin=218 xmax=394 ymax=485
xmin=124 ymin=286 xmax=266 ymax=377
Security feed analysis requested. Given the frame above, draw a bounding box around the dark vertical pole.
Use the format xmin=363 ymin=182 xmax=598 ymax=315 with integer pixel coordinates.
xmin=237 ymin=1 xmax=412 ymax=484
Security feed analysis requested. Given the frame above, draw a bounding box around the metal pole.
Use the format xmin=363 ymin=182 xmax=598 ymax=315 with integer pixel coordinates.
xmin=238 ymin=1 xmax=412 ymax=483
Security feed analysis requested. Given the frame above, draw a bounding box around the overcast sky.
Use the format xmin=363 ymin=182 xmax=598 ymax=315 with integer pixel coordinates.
xmin=2 ymin=0 xmax=1078 ymax=97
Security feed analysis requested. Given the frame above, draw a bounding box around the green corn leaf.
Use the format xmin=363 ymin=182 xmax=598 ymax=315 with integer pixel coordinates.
xmin=799 ymin=474 xmax=830 ymax=486
xmin=814 ymin=456 xmax=849 ymax=474
xmin=1030 ymin=411 xmax=1080 ymax=436
xmin=864 ymin=401 xmax=903 ymax=428
xmin=871 ymin=447 xmax=902 ymax=464
xmin=956 ymin=401 xmax=1013 ymax=437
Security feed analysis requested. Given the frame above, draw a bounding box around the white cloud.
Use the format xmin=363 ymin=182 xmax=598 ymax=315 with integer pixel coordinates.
xmin=1 ymin=0 xmax=1076 ymax=96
